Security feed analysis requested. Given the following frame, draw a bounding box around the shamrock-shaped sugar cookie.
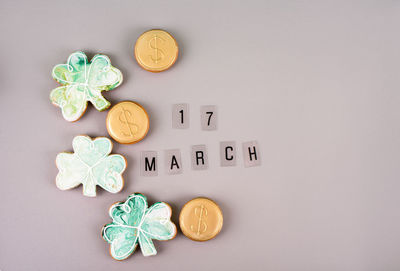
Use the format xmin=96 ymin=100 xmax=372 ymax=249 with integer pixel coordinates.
xmin=50 ymin=51 xmax=123 ymax=122
xmin=102 ymin=193 xmax=177 ymax=260
xmin=55 ymin=135 xmax=126 ymax=197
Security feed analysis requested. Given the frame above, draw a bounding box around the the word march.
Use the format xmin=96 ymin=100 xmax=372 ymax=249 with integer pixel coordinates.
xmin=140 ymin=104 xmax=261 ymax=176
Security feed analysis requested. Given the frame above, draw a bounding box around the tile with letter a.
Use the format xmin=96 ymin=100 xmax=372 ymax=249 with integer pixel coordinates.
xmin=191 ymin=145 xmax=209 ymax=170
xmin=220 ymin=141 xmax=236 ymax=167
xmin=140 ymin=151 xmax=158 ymax=177
xmin=165 ymin=149 xmax=183 ymax=175
xmin=172 ymin=103 xmax=189 ymax=129
xmin=200 ymin=105 xmax=217 ymax=131
xmin=242 ymin=141 xmax=261 ymax=167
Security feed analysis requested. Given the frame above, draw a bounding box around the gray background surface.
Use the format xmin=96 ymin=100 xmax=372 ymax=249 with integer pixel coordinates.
xmin=0 ymin=1 xmax=399 ymax=270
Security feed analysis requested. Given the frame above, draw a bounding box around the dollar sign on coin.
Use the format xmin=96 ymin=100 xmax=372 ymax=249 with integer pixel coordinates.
xmin=106 ymin=101 xmax=150 ymax=144
xmin=179 ymin=197 xmax=223 ymax=242
xmin=190 ymin=205 xmax=208 ymax=235
xmin=149 ymin=35 xmax=165 ymax=64
xmin=118 ymin=107 xmax=138 ymax=137
xmin=134 ymin=29 xmax=179 ymax=72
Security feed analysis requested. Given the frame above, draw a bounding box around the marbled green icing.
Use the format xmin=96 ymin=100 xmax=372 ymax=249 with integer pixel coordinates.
xmin=102 ymin=193 xmax=177 ymax=260
xmin=50 ymin=51 xmax=123 ymax=121
xmin=56 ymin=135 xmax=126 ymax=197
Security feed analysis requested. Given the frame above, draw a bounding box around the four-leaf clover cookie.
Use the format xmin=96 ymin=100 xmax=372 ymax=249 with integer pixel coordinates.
xmin=50 ymin=51 xmax=123 ymax=122
xmin=56 ymin=135 xmax=127 ymax=197
xmin=102 ymin=193 xmax=177 ymax=260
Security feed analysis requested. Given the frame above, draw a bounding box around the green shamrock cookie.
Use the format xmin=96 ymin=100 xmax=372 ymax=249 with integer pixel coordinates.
xmin=56 ymin=135 xmax=127 ymax=197
xmin=50 ymin=51 xmax=123 ymax=122
xmin=102 ymin=193 xmax=177 ymax=260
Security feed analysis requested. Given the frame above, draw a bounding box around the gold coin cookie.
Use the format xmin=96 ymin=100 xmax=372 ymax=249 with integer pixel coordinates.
xmin=179 ymin=198 xmax=223 ymax=242
xmin=134 ymin=29 xmax=179 ymax=72
xmin=106 ymin=101 xmax=149 ymax=144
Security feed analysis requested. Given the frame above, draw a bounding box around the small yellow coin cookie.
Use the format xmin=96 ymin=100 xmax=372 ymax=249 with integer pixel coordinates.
xmin=134 ymin=29 xmax=179 ymax=72
xmin=106 ymin=101 xmax=149 ymax=144
xmin=179 ymin=198 xmax=223 ymax=242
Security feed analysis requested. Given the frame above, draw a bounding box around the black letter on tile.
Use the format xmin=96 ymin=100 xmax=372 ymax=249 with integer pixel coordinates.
xmin=220 ymin=141 xmax=236 ymax=167
xmin=248 ymin=146 xmax=258 ymax=161
xmin=170 ymin=155 xmax=180 ymax=170
xmin=243 ymin=141 xmax=261 ymax=167
xmin=145 ymin=157 xmax=156 ymax=172
xmin=196 ymin=151 xmax=205 ymax=165
xmin=165 ymin=149 xmax=182 ymax=175
xmin=191 ymin=145 xmax=208 ymax=170
xmin=225 ymin=146 xmax=234 ymax=161
xmin=141 ymin=151 xmax=158 ymax=176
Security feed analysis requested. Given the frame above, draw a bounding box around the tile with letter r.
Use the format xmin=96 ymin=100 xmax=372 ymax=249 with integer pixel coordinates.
xmin=191 ymin=144 xmax=209 ymax=170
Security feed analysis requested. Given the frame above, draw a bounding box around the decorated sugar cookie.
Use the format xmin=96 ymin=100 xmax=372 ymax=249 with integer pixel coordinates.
xmin=50 ymin=51 xmax=123 ymax=122
xmin=179 ymin=197 xmax=223 ymax=242
xmin=102 ymin=193 xmax=177 ymax=260
xmin=55 ymin=135 xmax=126 ymax=197
xmin=135 ymin=29 xmax=179 ymax=72
xmin=106 ymin=101 xmax=150 ymax=144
